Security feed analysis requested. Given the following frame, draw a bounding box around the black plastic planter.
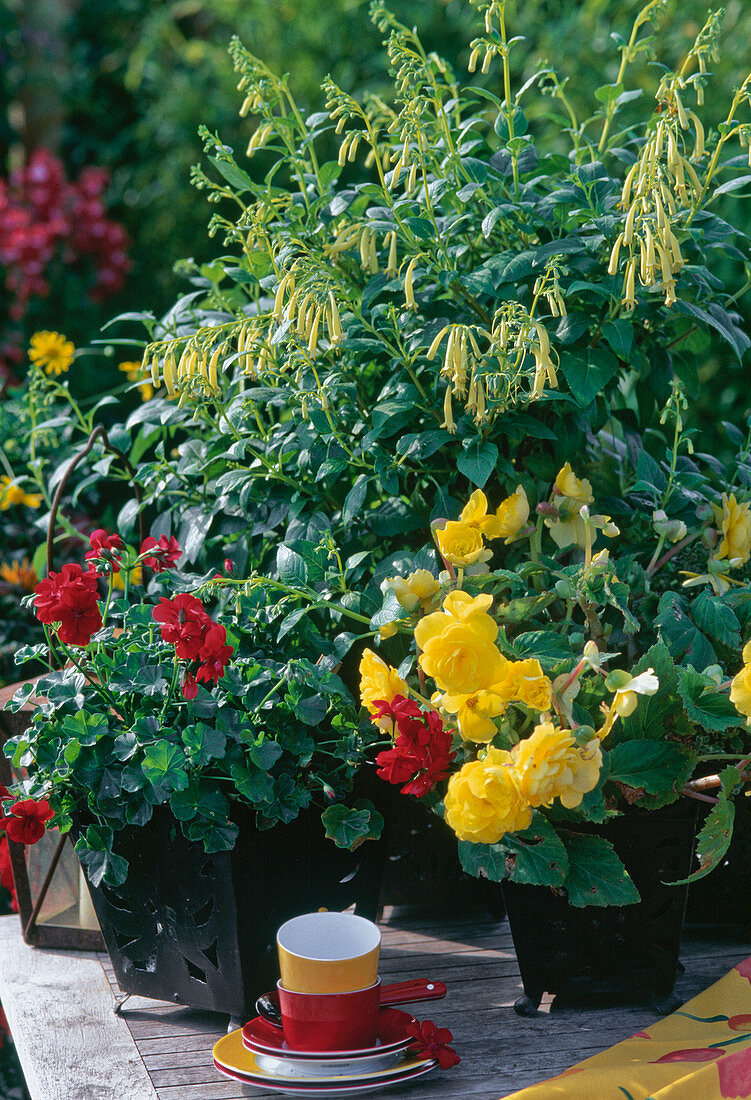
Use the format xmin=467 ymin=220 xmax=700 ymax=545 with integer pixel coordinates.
xmin=77 ymin=806 xmax=382 ymax=1018
xmin=502 ymin=801 xmax=698 ymax=1016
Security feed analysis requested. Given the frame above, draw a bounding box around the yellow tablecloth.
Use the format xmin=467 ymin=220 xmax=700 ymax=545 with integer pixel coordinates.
xmin=503 ymin=957 xmax=751 ymax=1099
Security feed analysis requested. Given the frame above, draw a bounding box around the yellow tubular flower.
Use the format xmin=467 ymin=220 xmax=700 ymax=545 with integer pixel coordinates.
xmin=0 ymin=477 xmax=42 ymax=510
xmin=435 ymin=521 xmax=491 ymax=567
xmin=358 ymin=649 xmax=409 ymax=715
xmin=714 ymin=494 xmax=751 ymax=565
xmin=511 ymin=722 xmax=602 ymax=810
xmin=28 ymin=331 xmax=75 ymax=375
xmin=444 ymin=750 xmax=533 ymax=845
xmin=493 ymin=486 xmax=530 ymax=544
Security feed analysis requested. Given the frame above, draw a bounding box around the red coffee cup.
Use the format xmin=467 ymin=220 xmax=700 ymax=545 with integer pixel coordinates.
xmin=277 ymin=978 xmax=381 ymax=1051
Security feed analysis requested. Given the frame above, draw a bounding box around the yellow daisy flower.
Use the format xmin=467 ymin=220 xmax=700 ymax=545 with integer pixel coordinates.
xmin=29 ymin=331 xmax=75 ymax=375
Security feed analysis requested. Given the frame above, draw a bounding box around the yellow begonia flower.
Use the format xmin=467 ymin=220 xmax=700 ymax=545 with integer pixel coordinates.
xmin=415 ymin=612 xmax=507 ymax=696
xmin=743 ymin=640 xmax=751 ymax=664
xmin=359 ymin=648 xmax=409 ymax=715
xmin=545 ymin=512 xmax=587 ymax=550
xmin=28 ymin=331 xmax=75 ymax=375
xmin=441 ymin=590 xmax=496 ymax=636
xmin=444 ymin=749 xmax=533 ymax=844
xmin=730 ymin=661 xmax=751 ymax=719
xmin=435 ymin=521 xmax=491 ymax=567
xmin=440 ymin=688 xmax=509 ymax=742
xmin=460 ymin=489 xmax=503 ymax=536
xmin=501 ymin=658 xmax=553 ymax=711
xmin=714 ymin=493 xmax=751 ymax=565
xmin=554 ymin=462 xmax=594 ymax=506
xmin=493 ymin=486 xmax=530 ymax=544
xmin=612 ymin=669 xmax=659 ymax=717
xmin=0 ymin=558 xmax=38 ymax=592
xmin=511 ymin=722 xmax=602 ymax=810
xmin=0 ymin=476 xmax=42 ymax=510
xmin=387 ymin=569 xmax=440 ymax=612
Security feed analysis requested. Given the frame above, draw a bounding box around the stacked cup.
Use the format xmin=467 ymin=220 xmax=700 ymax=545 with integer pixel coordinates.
xmin=276 ymin=911 xmax=383 ymax=1052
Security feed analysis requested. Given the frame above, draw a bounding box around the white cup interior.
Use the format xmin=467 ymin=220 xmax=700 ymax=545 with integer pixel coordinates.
xmin=277 ymin=912 xmax=381 ymax=961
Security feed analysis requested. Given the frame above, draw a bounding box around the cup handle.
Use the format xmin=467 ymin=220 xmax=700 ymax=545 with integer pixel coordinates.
xmin=379 ymin=979 xmax=447 ymax=1006
xmin=255 ymin=990 xmax=282 ymax=1026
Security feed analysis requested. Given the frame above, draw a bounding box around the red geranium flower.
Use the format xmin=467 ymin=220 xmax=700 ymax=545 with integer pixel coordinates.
xmin=140 ymin=535 xmax=181 ymax=573
xmin=196 ymin=623 xmax=234 ymax=687
xmin=374 ymin=696 xmax=455 ymax=797
xmin=182 ymin=672 xmax=198 ymax=700
xmin=152 ymin=593 xmax=211 ymax=659
xmin=1 ymin=798 xmax=54 ymax=844
xmin=0 ymin=837 xmax=17 ymax=911
xmin=33 ymin=563 xmax=102 ymax=645
xmin=406 ymin=1019 xmax=460 ymax=1068
xmin=84 ymin=528 xmax=124 ymax=573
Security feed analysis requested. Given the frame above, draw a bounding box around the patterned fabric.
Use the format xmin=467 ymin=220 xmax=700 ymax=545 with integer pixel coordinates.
xmin=502 ymin=958 xmax=751 ymax=1099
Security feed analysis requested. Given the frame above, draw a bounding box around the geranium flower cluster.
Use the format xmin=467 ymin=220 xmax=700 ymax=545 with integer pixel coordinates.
xmin=0 ymin=148 xmax=130 ymax=379
xmin=33 ymin=530 xmax=185 ymax=648
xmin=371 ymin=694 xmax=455 ymax=797
xmin=153 ymin=594 xmax=233 ymax=698
xmin=0 ymin=784 xmax=54 ymax=845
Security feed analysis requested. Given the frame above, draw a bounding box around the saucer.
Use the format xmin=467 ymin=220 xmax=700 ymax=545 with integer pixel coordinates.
xmin=215 ymin=1028 xmax=437 ymax=1095
xmin=242 ymin=1006 xmax=417 ymax=1072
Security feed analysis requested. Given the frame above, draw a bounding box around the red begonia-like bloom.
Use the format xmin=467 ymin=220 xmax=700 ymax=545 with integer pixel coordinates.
xmin=152 ymin=593 xmax=211 ymax=660
xmin=195 ymin=623 xmax=234 ymax=687
xmin=373 ymin=695 xmax=455 ymax=797
xmin=182 ymin=672 xmax=198 ymax=700
xmin=140 ymin=535 xmax=181 ymax=573
xmin=33 ymin=563 xmax=102 ymax=646
xmin=407 ymin=1019 xmax=460 ymax=1068
xmin=84 ymin=528 xmax=124 ymax=573
xmin=1 ymin=798 xmax=54 ymax=844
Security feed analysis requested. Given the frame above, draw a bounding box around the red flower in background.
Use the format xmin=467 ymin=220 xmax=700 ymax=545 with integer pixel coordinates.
xmin=196 ymin=623 xmax=233 ymax=687
xmin=33 ymin=563 xmax=102 ymax=646
xmin=374 ymin=696 xmax=455 ymax=797
xmin=406 ymin=1019 xmax=460 ymax=1068
xmin=85 ymin=528 xmax=124 ymax=573
xmin=1 ymin=799 xmax=54 ymax=844
xmin=0 ymin=837 xmax=18 ymax=911
xmin=140 ymin=535 xmax=181 ymax=573
xmin=153 ymin=593 xmax=210 ymax=659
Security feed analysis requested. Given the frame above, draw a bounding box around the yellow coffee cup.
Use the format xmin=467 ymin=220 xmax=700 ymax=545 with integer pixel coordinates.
xmin=276 ymin=912 xmax=381 ymax=994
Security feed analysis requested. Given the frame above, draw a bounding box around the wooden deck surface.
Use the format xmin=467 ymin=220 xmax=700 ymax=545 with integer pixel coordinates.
xmin=1 ymin=909 xmax=750 ymax=1100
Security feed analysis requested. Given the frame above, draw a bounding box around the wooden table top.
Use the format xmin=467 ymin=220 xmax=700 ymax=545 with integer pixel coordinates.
xmin=1 ymin=909 xmax=749 ymax=1100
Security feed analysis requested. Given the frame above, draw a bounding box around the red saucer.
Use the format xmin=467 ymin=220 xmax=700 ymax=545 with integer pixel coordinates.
xmin=242 ymin=1006 xmax=418 ymax=1060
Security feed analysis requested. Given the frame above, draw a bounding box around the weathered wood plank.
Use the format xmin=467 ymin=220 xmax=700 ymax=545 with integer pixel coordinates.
xmin=0 ymin=915 xmax=157 ymax=1100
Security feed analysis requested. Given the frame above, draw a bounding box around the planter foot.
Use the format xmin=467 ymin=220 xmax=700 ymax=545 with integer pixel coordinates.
xmin=651 ymin=991 xmax=681 ymax=1016
xmin=514 ymin=992 xmax=542 ymax=1017
xmin=228 ymin=1015 xmax=244 ymax=1033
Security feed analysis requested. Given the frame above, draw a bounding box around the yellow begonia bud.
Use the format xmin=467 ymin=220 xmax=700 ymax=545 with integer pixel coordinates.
xmin=378 ymin=621 xmax=399 ymax=641
xmin=387 ymin=569 xmax=440 ymax=612
xmin=652 ymin=509 xmax=688 ymax=544
xmin=554 ymin=463 xmax=594 ymax=506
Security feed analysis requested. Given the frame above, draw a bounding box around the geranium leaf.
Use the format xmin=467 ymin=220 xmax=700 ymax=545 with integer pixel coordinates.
xmin=322 ymin=800 xmax=384 ymax=850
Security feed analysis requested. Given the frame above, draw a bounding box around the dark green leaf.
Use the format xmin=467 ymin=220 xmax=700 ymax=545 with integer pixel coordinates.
xmin=562 ymin=833 xmax=640 ymax=907
xmin=655 ymin=592 xmax=717 ymax=670
xmin=457 ymin=440 xmax=498 ymax=489
xmin=608 ymin=740 xmax=695 ymax=796
xmin=691 ymin=591 xmax=741 ymax=649
xmin=559 ymin=347 xmax=620 ymax=408
xmin=678 ymin=667 xmax=742 ymax=732
xmin=321 ymin=800 xmax=384 ymax=850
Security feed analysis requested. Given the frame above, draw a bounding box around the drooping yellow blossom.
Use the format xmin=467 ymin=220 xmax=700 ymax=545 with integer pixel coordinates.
xmin=459 ymin=489 xmax=505 ymax=537
xmin=435 ymin=521 xmax=491 ymax=567
xmin=0 ymin=476 xmax=42 ymax=510
xmin=444 ymin=749 xmax=533 ymax=844
xmin=387 ymin=569 xmax=440 ymax=612
xmin=415 ymin=606 xmax=507 ymax=697
xmin=112 ymin=565 xmax=143 ymax=591
xmin=554 ymin=463 xmax=594 ymax=507
xmin=359 ymin=648 xmax=409 ymax=715
xmin=29 ymin=331 xmax=75 ymax=376
xmin=611 ymin=669 xmax=659 ymax=717
xmin=0 ymin=558 xmax=38 ymax=591
xmin=510 ymin=722 xmax=602 ymax=810
xmin=493 ymin=486 xmax=530 ymax=544
xmin=118 ymin=361 xmax=155 ymax=402
xmin=730 ymin=642 xmax=751 ymax=720
xmin=714 ymin=493 xmax=751 ymax=565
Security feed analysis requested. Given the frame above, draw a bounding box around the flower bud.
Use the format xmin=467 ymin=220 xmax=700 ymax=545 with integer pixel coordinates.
xmin=224 ymin=558 xmax=235 ymax=574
